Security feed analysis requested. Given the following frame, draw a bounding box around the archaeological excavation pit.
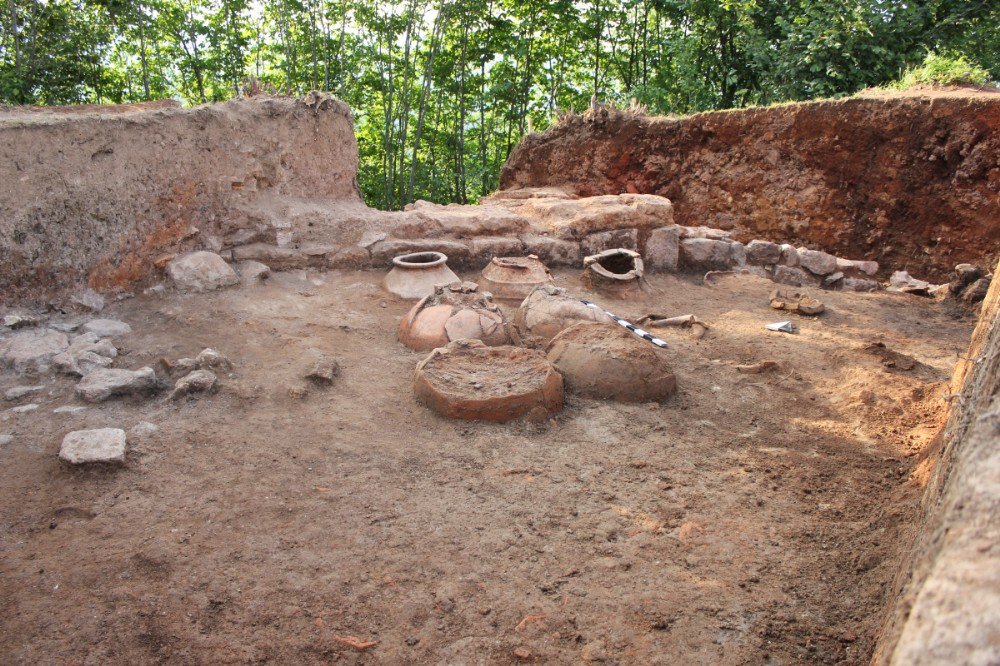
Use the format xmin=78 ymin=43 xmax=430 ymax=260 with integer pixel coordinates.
xmin=1 ymin=92 xmax=998 ymax=664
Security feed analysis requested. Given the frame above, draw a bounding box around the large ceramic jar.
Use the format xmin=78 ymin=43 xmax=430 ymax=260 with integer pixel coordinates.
xmin=384 ymin=251 xmax=460 ymax=299
xmin=478 ymin=255 xmax=553 ymax=300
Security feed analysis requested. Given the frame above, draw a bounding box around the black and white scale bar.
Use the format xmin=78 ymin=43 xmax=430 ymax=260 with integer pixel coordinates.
xmin=580 ymin=300 xmax=669 ymax=349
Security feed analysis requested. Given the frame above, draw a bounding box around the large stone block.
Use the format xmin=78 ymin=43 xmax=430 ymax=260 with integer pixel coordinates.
xmin=745 ymin=240 xmax=782 ymax=265
xmin=520 ymin=235 xmax=581 ymax=266
xmin=643 ymin=225 xmax=681 ymax=271
xmin=797 ymin=248 xmax=839 ymax=276
xmin=580 ymin=228 xmax=639 ymax=255
xmin=76 ymin=367 xmax=159 ymax=402
xmin=166 ymin=251 xmax=240 ymax=292
xmin=679 ymin=238 xmax=735 ymax=271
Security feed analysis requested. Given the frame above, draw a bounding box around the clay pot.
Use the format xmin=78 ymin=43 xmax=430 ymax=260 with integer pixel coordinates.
xmin=398 ymin=282 xmax=521 ymax=351
xmin=479 ymin=255 xmax=553 ymax=300
xmin=582 ymin=248 xmax=644 ymax=291
xmin=514 ymin=284 xmax=606 ymax=344
xmin=546 ymin=322 xmax=676 ymax=402
xmin=414 ymin=340 xmax=564 ymax=422
xmin=384 ymin=251 xmax=459 ymax=299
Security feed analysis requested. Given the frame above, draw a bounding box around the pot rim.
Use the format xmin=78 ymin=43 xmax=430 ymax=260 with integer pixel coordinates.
xmin=392 ymin=251 xmax=448 ymax=269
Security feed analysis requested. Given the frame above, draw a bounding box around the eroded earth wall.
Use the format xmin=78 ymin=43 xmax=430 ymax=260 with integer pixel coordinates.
xmin=873 ymin=261 xmax=1000 ymax=663
xmin=500 ymin=93 xmax=1000 ymax=281
xmin=0 ymin=96 xmax=361 ymax=304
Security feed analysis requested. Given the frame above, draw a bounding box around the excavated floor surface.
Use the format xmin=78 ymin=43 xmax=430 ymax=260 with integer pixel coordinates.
xmin=0 ymin=268 xmax=977 ymax=664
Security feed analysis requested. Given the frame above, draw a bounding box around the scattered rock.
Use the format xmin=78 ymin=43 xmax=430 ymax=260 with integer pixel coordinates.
xmin=866 ymin=342 xmax=917 ymax=371
xmin=823 ymin=271 xmax=844 ymax=287
xmin=888 ymin=271 xmax=932 ymax=296
xmin=59 ymin=428 xmax=126 ymax=465
xmin=547 ymin=323 xmax=677 ymax=402
xmin=414 ymin=340 xmax=564 ymax=422
xmin=82 ymin=319 xmax=132 ymax=337
xmin=2 ymin=312 xmax=44 ymax=329
xmin=305 ymin=358 xmax=340 ymax=385
xmin=843 ymin=277 xmax=879 ymax=292
xmin=0 ymin=329 xmax=69 ymax=374
xmin=797 ymin=248 xmax=839 ymax=275
xmin=745 ymin=240 xmax=782 ymax=265
xmin=4 ymin=385 xmax=44 ymax=401
xmin=643 ymin=225 xmax=681 ymax=271
xmin=166 ymin=251 xmax=241 ymax=292
xmin=0 ymin=434 xmax=11 ymax=447
xmin=770 ymin=288 xmax=825 ymax=315
xmin=170 ymin=369 xmax=218 ymax=399
xmin=195 ymin=348 xmax=232 ymax=370
xmin=11 ymin=403 xmax=38 ymax=413
xmin=961 ymin=276 xmax=991 ymax=304
xmin=236 ymin=260 xmax=272 ymax=284
xmin=76 ymin=367 xmax=159 ymax=402
xmin=950 ymin=263 xmax=984 ymax=295
xmin=736 ymin=360 xmax=780 ymax=374
xmin=70 ymin=289 xmax=106 ymax=313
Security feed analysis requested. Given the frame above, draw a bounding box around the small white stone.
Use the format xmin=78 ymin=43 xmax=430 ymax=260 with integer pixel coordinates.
xmin=53 ymin=405 xmax=88 ymax=414
xmin=4 ymin=385 xmax=45 ymax=401
xmin=130 ymin=421 xmax=159 ymax=438
xmin=0 ymin=434 xmax=12 ymax=447
xmin=12 ymin=403 xmax=39 ymax=413
xmin=59 ymin=428 xmax=126 ymax=465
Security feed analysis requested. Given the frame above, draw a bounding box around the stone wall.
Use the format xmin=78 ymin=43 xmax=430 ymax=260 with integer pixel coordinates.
xmin=499 ymin=91 xmax=1000 ymax=282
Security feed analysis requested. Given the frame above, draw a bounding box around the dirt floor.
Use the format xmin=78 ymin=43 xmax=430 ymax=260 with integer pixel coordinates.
xmin=0 ymin=268 xmax=978 ymax=664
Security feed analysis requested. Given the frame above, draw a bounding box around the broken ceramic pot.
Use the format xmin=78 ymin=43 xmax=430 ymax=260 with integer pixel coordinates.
xmin=582 ymin=248 xmax=644 ymax=290
xmin=478 ymin=255 xmax=553 ymax=300
xmin=384 ymin=251 xmax=460 ymax=300
xmin=398 ymin=282 xmax=521 ymax=352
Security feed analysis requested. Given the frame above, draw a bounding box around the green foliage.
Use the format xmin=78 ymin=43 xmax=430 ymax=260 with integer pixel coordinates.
xmin=897 ymin=53 xmax=993 ymax=88
xmin=1 ymin=0 xmax=997 ymax=208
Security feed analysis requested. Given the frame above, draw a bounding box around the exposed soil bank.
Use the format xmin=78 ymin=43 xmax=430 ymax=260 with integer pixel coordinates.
xmin=873 ymin=262 xmax=1000 ymax=664
xmin=500 ymin=91 xmax=1000 ymax=281
xmin=0 ymin=96 xmax=360 ymax=303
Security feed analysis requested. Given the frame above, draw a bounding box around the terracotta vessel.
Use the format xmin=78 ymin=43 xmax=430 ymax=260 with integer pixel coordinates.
xmin=582 ymin=248 xmax=644 ymax=290
xmin=514 ymin=284 xmax=606 ymax=343
xmin=546 ymin=323 xmax=676 ymax=402
xmin=384 ymin=251 xmax=459 ymax=299
xmin=398 ymin=282 xmax=521 ymax=351
xmin=414 ymin=339 xmax=564 ymax=422
xmin=479 ymin=255 xmax=553 ymax=300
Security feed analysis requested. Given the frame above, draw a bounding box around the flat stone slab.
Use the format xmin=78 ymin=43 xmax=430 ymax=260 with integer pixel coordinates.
xmin=59 ymin=428 xmax=126 ymax=465
xmin=0 ymin=329 xmax=69 ymax=374
xmin=82 ymin=319 xmax=132 ymax=337
xmin=76 ymin=367 xmax=158 ymax=402
xmin=414 ymin=340 xmax=563 ymax=422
